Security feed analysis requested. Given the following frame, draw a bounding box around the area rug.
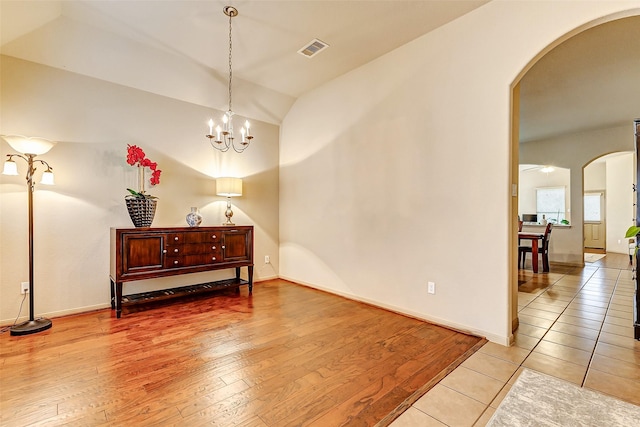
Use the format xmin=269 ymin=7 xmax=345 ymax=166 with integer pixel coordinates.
xmin=487 ymin=369 xmax=640 ymax=426
xmin=584 ymin=253 xmax=605 ymax=263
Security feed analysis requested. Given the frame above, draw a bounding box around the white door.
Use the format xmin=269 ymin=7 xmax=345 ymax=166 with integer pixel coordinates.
xmin=584 ymin=192 xmax=605 ymax=250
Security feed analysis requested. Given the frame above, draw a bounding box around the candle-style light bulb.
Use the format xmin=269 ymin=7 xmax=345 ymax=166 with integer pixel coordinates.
xmin=244 ymin=120 xmax=251 ymax=136
xmin=241 ymin=127 xmax=246 ymax=143
xmin=222 ymin=114 xmax=229 ymax=133
xmin=208 ymin=119 xmax=214 ymax=136
xmin=215 ymin=125 xmax=222 ymax=141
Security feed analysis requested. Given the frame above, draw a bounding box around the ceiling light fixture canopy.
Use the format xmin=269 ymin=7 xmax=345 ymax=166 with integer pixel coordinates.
xmin=206 ymin=6 xmax=254 ymax=153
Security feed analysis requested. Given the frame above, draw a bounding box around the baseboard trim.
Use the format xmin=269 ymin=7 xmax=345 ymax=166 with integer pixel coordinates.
xmin=1 ymin=303 xmax=111 ymax=326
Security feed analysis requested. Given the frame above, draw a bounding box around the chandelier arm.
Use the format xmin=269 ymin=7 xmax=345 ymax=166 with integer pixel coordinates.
xmin=210 ymin=140 xmax=230 ymax=153
xmin=231 ymin=140 xmax=250 ymax=153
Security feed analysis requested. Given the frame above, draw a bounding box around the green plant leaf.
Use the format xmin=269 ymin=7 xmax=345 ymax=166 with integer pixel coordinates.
xmin=624 ymin=226 xmax=640 ymax=238
xmin=125 ymin=188 xmax=158 ymax=199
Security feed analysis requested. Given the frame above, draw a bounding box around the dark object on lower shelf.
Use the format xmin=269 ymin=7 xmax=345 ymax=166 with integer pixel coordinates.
xmin=122 ymin=278 xmax=248 ymax=305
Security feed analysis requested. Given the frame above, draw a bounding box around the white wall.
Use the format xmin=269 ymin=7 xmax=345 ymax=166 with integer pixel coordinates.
xmin=605 ymin=153 xmax=635 ymax=253
xmin=0 ymin=56 xmax=280 ymax=323
xmin=584 ymin=162 xmax=606 ymax=192
xmin=279 ymin=1 xmax=640 ymax=345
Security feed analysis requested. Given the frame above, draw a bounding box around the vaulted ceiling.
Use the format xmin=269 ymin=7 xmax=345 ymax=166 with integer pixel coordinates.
xmin=1 ymin=1 xmax=638 ymax=142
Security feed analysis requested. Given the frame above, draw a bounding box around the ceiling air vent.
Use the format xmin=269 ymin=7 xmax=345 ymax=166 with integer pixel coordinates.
xmin=298 ymin=39 xmax=329 ymax=58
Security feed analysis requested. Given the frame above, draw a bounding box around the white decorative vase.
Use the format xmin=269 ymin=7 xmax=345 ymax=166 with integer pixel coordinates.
xmin=186 ymin=207 xmax=203 ymax=227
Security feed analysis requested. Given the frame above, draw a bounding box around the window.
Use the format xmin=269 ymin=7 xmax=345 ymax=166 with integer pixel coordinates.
xmin=536 ymin=187 xmax=566 ymax=223
xmin=584 ymin=192 xmax=602 ymax=222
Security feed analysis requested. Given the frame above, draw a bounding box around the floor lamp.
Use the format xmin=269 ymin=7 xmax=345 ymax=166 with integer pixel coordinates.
xmin=2 ymin=135 xmax=56 ymax=336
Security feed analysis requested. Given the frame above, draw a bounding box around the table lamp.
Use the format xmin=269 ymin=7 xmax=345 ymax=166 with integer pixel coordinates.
xmin=216 ymin=177 xmax=242 ymax=225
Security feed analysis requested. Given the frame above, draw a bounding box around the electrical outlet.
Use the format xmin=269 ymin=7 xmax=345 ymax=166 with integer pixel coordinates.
xmin=21 ymin=282 xmax=29 ymax=294
xmin=265 ymin=255 xmax=270 ymax=264
xmin=427 ymin=281 xmax=435 ymax=294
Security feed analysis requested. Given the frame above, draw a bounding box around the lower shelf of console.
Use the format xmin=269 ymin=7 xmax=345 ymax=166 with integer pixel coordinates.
xmin=121 ymin=278 xmax=248 ymax=307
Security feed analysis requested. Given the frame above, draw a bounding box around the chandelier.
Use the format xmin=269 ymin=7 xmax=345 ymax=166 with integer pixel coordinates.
xmin=206 ymin=6 xmax=254 ymax=153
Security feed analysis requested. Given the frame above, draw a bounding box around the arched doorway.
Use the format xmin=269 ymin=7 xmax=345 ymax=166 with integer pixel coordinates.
xmin=510 ymin=13 xmax=640 ymax=337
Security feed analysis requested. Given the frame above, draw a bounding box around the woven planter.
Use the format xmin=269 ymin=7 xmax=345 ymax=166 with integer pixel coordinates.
xmin=125 ymin=197 xmax=157 ymax=228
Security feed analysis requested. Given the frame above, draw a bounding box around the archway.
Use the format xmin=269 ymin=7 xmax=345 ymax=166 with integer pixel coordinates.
xmin=510 ymin=13 xmax=640 ymax=338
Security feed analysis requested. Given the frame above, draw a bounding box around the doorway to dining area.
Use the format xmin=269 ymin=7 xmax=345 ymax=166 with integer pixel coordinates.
xmin=584 ymin=160 xmax=607 ymax=256
xmin=583 ymin=153 xmax=634 ymax=261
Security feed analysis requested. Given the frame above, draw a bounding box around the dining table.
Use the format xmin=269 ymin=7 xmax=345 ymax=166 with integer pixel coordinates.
xmin=518 ymin=231 xmax=547 ymax=273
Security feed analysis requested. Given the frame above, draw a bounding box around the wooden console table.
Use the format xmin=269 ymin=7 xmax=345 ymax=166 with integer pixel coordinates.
xmin=110 ymin=226 xmax=253 ymax=318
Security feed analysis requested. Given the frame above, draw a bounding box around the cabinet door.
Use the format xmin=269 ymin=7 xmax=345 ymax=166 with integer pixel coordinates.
xmin=122 ymin=233 xmax=165 ymax=274
xmin=222 ymin=229 xmax=252 ymax=262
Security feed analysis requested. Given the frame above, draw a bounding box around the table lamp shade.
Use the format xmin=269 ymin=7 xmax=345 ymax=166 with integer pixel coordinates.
xmin=1 ymin=135 xmax=56 ymax=155
xmin=216 ymin=177 xmax=242 ymax=197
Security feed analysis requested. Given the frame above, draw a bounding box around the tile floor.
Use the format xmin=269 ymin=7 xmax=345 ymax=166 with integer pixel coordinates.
xmin=389 ymin=252 xmax=640 ymax=427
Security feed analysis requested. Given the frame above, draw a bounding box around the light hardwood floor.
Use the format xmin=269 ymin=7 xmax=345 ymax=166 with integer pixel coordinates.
xmin=0 ymin=279 xmax=483 ymax=426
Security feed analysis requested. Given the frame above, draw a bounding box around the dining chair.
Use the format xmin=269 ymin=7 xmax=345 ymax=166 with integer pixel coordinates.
xmin=519 ymin=222 xmax=553 ymax=271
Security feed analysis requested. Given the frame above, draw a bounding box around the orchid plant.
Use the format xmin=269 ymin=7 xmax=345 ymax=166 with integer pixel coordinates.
xmin=126 ymin=144 xmax=161 ymax=199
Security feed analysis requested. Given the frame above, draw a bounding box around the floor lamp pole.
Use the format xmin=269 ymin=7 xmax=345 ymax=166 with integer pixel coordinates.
xmin=10 ymin=154 xmax=52 ymax=336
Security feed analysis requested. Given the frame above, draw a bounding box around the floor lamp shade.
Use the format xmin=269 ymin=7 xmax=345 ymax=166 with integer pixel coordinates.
xmin=1 ymin=135 xmax=56 ymax=155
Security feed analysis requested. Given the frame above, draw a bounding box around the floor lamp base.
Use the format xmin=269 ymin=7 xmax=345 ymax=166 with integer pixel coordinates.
xmin=10 ymin=318 xmax=52 ymax=336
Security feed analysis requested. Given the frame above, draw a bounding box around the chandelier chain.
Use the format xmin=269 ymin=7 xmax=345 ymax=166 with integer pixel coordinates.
xmin=228 ymin=10 xmax=233 ymax=113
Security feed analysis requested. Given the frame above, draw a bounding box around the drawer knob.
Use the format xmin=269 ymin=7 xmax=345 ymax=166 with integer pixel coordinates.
xmin=212 ymin=257 xmax=216 ymax=261
xmin=222 ymin=245 xmax=225 ymax=249
xmin=174 ymin=236 xmax=179 ymax=241
xmin=163 ymin=249 xmax=167 ymax=254
xmin=212 ymin=246 xmax=216 ymax=250
xmin=173 ymin=260 xmax=179 ymax=265
xmin=212 ymin=235 xmax=217 ymax=239
xmin=174 ymin=248 xmax=179 ymax=253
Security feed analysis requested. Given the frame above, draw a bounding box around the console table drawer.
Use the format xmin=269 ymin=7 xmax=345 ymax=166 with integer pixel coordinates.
xmin=165 ymin=243 xmax=220 ymax=256
xmin=167 ymin=231 xmax=221 ymax=244
xmin=166 ymin=254 xmax=221 ymax=267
